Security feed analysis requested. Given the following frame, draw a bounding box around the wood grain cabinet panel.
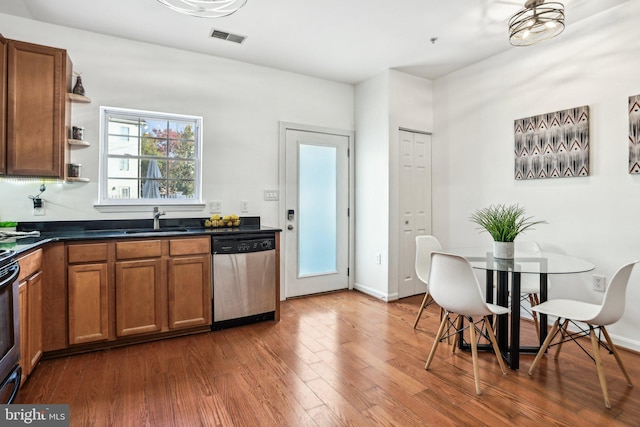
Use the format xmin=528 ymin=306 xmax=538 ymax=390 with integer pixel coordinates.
xmin=27 ymin=271 xmax=43 ymax=372
xmin=115 ymin=259 xmax=163 ymax=337
xmin=168 ymin=254 xmax=211 ymax=329
xmin=17 ymin=249 xmax=44 ymax=384
xmin=68 ymin=243 xmax=108 ymax=264
xmin=68 ymin=263 xmax=109 ymax=345
xmin=0 ymin=35 xmax=6 ymax=175
xmin=116 ymin=240 xmax=162 ymax=260
xmin=5 ymin=39 xmax=70 ymax=177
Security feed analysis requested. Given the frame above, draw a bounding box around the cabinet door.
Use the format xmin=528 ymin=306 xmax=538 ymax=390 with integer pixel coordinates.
xmin=0 ymin=35 xmax=6 ymax=175
xmin=68 ymin=263 xmax=109 ymax=345
xmin=18 ymin=281 xmax=27 ymax=384
xmin=168 ymin=255 xmax=211 ymax=329
xmin=27 ymin=271 xmax=43 ymax=371
xmin=115 ymin=259 xmax=162 ymax=337
xmin=6 ymin=40 xmax=69 ymax=177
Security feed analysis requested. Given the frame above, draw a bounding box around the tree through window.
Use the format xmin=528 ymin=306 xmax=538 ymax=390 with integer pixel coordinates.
xmin=99 ymin=107 xmax=202 ymax=206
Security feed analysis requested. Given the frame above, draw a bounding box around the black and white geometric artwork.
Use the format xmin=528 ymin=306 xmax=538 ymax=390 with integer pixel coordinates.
xmin=514 ymin=106 xmax=589 ymax=180
xmin=629 ymin=94 xmax=640 ymax=174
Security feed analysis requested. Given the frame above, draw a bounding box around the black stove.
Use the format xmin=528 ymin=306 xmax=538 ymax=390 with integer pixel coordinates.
xmin=0 ymin=249 xmax=21 ymax=404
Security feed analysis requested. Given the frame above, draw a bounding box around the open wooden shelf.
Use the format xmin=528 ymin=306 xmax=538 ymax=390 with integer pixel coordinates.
xmin=67 ymin=93 xmax=91 ymax=103
xmin=68 ymin=138 xmax=90 ymax=147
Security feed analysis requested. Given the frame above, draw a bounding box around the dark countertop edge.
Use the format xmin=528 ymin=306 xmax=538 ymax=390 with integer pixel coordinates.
xmin=4 ymin=225 xmax=282 ymax=256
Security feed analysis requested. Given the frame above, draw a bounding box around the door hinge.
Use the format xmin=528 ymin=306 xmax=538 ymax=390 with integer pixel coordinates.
xmin=347 ymin=207 xmax=350 ymax=217
xmin=347 ymin=148 xmax=350 ymax=157
xmin=347 ymin=267 xmax=350 ymax=276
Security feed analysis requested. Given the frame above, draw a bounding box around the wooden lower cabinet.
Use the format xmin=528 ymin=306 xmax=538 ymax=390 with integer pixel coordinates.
xmin=65 ymin=236 xmax=211 ymax=351
xmin=67 ymin=243 xmax=109 ymax=345
xmin=17 ymin=249 xmax=43 ymax=384
xmin=168 ymin=254 xmax=211 ymax=329
xmin=115 ymin=258 xmax=163 ymax=337
xmin=68 ymin=263 xmax=109 ymax=345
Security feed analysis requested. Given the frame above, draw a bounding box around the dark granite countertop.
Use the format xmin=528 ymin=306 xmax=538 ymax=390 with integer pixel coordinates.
xmin=2 ymin=217 xmax=280 ymax=256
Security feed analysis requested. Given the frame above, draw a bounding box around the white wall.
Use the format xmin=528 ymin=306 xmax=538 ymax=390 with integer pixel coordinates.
xmin=387 ymin=70 xmax=433 ymax=299
xmin=432 ymin=2 xmax=640 ymax=350
xmin=354 ymin=71 xmax=390 ymax=299
xmin=354 ymin=70 xmax=433 ymax=300
xmin=0 ymin=14 xmax=354 ymax=227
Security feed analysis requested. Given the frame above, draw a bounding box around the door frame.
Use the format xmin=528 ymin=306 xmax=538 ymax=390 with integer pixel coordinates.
xmin=278 ymin=122 xmax=355 ymax=299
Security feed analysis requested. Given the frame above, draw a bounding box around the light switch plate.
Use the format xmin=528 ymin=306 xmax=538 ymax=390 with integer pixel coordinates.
xmin=264 ymin=190 xmax=279 ymax=201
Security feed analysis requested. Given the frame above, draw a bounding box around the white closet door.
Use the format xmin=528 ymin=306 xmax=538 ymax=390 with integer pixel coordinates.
xmin=398 ymin=130 xmax=432 ymax=298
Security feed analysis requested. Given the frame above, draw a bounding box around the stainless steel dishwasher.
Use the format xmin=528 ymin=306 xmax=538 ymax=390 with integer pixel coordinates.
xmin=212 ymin=234 xmax=276 ymax=329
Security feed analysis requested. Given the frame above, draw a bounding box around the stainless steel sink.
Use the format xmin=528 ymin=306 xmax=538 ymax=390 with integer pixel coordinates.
xmin=123 ymin=227 xmax=189 ymax=234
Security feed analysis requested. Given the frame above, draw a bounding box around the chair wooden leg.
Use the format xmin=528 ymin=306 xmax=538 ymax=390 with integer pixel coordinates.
xmin=589 ymin=326 xmax=611 ymax=408
xmin=425 ymin=312 xmax=449 ymax=370
xmin=553 ymin=319 xmax=569 ymax=360
xmin=468 ymin=317 xmax=482 ymax=395
xmin=484 ymin=317 xmax=507 ymax=375
xmin=413 ymin=293 xmax=432 ymax=329
xmin=601 ymin=326 xmax=633 ymax=387
xmin=528 ymin=319 xmax=560 ymax=375
xmin=452 ymin=315 xmax=463 ymax=354
xmin=529 ymin=294 xmax=540 ymax=339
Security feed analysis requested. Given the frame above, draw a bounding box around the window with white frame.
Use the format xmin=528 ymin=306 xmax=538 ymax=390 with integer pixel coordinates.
xmin=99 ymin=107 xmax=203 ymax=206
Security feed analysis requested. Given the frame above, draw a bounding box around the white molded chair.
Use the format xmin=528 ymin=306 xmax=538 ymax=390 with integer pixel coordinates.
xmin=412 ymin=235 xmax=443 ymax=329
xmin=425 ymin=251 xmax=509 ymax=395
xmin=528 ymin=260 xmax=639 ymax=408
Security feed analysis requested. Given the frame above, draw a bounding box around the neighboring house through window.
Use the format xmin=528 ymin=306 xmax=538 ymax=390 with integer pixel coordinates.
xmin=98 ymin=106 xmax=203 ymax=207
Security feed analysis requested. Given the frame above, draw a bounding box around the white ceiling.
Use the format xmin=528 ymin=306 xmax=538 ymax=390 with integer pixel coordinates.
xmin=0 ymin=0 xmax=629 ymax=84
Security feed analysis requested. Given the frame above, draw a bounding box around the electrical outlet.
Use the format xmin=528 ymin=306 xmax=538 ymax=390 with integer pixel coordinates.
xmin=34 ymin=207 xmax=45 ymax=216
xmin=593 ymin=274 xmax=606 ymax=292
xmin=209 ymin=200 xmax=222 ymax=213
xmin=376 ymin=253 xmax=382 ymax=264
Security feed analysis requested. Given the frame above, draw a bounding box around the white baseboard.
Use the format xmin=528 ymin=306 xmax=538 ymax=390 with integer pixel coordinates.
xmin=353 ymin=282 xmax=396 ymax=301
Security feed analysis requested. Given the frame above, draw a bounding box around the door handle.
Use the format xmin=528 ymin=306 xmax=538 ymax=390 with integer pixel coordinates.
xmin=287 ymin=225 xmax=294 ymax=230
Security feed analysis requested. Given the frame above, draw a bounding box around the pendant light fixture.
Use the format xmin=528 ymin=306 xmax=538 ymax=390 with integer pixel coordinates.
xmin=509 ymin=0 xmax=565 ymax=46
xmin=157 ymin=0 xmax=247 ymax=18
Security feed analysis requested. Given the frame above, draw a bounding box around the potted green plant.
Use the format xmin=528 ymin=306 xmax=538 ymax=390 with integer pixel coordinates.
xmin=469 ymin=204 xmax=545 ymax=259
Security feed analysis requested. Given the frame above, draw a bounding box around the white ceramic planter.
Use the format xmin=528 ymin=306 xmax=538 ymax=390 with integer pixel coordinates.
xmin=493 ymin=241 xmax=514 ymax=259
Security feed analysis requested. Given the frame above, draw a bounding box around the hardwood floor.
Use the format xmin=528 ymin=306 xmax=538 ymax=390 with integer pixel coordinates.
xmin=17 ymin=290 xmax=640 ymax=426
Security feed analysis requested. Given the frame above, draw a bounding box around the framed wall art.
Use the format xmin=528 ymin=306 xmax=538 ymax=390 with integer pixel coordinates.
xmin=629 ymin=94 xmax=640 ymax=174
xmin=514 ymin=105 xmax=589 ymax=180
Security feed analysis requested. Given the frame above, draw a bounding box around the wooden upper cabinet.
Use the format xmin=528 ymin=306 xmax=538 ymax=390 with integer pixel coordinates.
xmin=5 ymin=39 xmax=71 ymax=177
xmin=0 ymin=35 xmax=6 ymax=175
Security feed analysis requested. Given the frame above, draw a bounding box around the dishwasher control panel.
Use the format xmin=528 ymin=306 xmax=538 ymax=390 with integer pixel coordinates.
xmin=212 ymin=235 xmax=276 ymax=254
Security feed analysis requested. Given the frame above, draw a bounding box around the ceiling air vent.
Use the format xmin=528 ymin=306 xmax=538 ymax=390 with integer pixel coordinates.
xmin=210 ymin=29 xmax=246 ymax=44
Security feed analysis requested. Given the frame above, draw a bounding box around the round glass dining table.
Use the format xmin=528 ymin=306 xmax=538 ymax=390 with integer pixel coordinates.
xmin=444 ymin=248 xmax=595 ymax=369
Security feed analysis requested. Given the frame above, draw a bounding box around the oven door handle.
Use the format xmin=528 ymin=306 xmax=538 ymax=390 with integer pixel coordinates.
xmin=0 ymin=263 xmax=19 ymax=290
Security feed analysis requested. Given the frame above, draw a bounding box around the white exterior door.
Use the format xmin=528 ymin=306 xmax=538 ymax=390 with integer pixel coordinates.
xmin=283 ymin=128 xmax=350 ymax=298
xmin=398 ymin=130 xmax=432 ymax=298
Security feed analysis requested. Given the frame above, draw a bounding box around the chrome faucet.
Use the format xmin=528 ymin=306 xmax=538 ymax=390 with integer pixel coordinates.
xmin=153 ymin=206 xmax=165 ymax=230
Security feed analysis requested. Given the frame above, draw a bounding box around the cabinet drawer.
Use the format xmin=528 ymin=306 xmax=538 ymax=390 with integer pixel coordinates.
xmin=68 ymin=243 xmax=108 ymax=264
xmin=169 ymin=237 xmax=210 ymax=256
xmin=116 ymin=240 xmax=162 ymax=260
xmin=18 ymin=248 xmax=42 ymax=281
